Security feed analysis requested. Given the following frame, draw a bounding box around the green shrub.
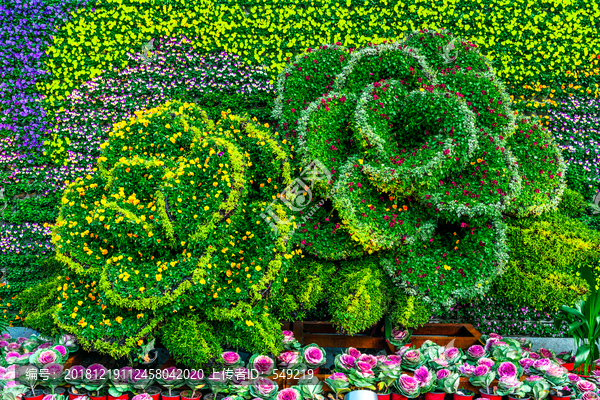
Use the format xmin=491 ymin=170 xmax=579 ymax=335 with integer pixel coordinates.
xmin=46 ymin=100 xmax=296 ymax=360
xmin=492 ymin=212 xmax=599 ymax=310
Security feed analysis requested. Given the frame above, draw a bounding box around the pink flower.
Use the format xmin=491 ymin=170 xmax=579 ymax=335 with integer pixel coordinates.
xmin=329 ymin=372 xmax=349 ymax=381
xmin=468 ymin=345 xmax=485 ymax=359
xmin=414 ymin=366 xmax=432 ymax=387
xmin=478 ymin=358 xmax=495 ymax=368
xmin=278 ymin=351 xmax=300 ymax=367
xmin=282 ymin=331 xmax=295 ymax=343
xmin=437 ymin=369 xmax=451 ymax=380
xmin=576 ymin=381 xmax=597 ymax=393
xmin=277 ymin=388 xmax=301 ymax=400
xmin=358 ymin=354 xmax=378 ymax=369
xmin=497 ymin=362 xmax=517 ymax=378
xmin=222 ymin=351 xmax=241 ymax=366
xmin=304 ymin=347 xmax=324 ymax=365
xmin=347 ymin=347 xmax=361 ymax=359
xmin=473 ymin=365 xmax=490 ymax=377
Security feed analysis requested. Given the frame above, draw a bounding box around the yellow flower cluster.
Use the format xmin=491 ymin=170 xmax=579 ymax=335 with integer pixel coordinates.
xmin=40 ymin=0 xmax=600 ymax=111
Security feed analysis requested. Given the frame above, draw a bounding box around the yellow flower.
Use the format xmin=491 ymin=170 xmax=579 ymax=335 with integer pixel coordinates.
xmin=156 ymin=274 xmax=162 ymax=281
xmin=443 ymin=265 xmax=451 ymax=270
xmin=116 ymin=316 xmax=123 ymax=324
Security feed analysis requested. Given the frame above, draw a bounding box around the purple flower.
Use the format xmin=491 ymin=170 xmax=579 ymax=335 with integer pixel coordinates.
xmin=252 ymin=355 xmax=275 ymax=375
xmin=478 ymin=358 xmax=495 ymax=368
xmin=467 ymin=345 xmax=485 ymax=359
xmin=253 ymin=377 xmax=277 ymax=396
xmin=347 ymin=347 xmax=361 ymax=359
xmin=497 ymin=362 xmax=517 ymax=378
xmin=132 ymin=394 xmax=152 ymax=400
xmin=221 ymin=351 xmax=240 ymax=366
xmin=529 ymin=352 xmax=541 ymax=360
xmin=17 ymin=337 xmax=28 ymax=344
xmin=576 ymin=381 xmax=597 ymax=393
xmin=568 ymin=373 xmax=582 ymax=382
xmin=277 ymin=351 xmax=300 ymax=367
xmin=473 ymin=365 xmax=490 ymax=377
xmin=582 ymin=392 xmax=600 ymax=400
xmin=339 ymin=354 xmax=356 ymax=370
xmin=392 ymin=329 xmax=408 ymax=341
xmin=358 ymin=354 xmax=378 ymax=369
xmin=329 ymin=372 xmax=349 ymax=381
xmin=485 ymin=338 xmax=500 ymax=351
xmin=0 ymin=341 xmax=8 ymax=347
xmin=445 ymin=348 xmax=460 ymax=361
xmin=53 ymin=345 xmax=68 ymax=357
xmin=86 ymin=364 xmax=107 ymax=381
xmin=398 ymin=374 xmax=420 ymax=396
xmin=459 ymin=363 xmax=476 ymax=377
xmin=37 ymin=350 xmax=59 ymax=365
xmin=7 ymin=343 xmax=20 ymax=351
xmin=539 ymin=348 xmax=554 ymax=359
xmin=46 ymin=363 xmax=64 ymax=376
xmin=525 ymin=375 xmax=544 ymax=382
xmin=437 ymin=369 xmax=451 ymax=380
xmin=383 ymin=355 xmax=402 ymax=367
xmin=545 ymin=364 xmax=566 ymax=377
xmin=304 ymin=347 xmax=324 ymax=366
xmin=277 ymin=388 xmax=301 ymax=400
xmin=356 ymin=361 xmax=374 ymax=377
xmin=532 ymin=358 xmax=552 ymax=372
xmin=414 ymin=366 xmax=432 ymax=387
xmin=519 ymin=358 xmax=534 ymax=368
xmin=282 ymin=331 xmax=295 ymax=343
xmin=68 ymin=365 xmax=85 ymax=380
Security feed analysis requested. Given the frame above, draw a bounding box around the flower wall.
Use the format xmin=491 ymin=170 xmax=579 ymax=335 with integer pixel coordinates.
xmin=0 ymin=0 xmax=600 ymax=362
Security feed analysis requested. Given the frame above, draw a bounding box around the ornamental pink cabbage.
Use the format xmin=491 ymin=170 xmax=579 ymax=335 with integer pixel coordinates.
xmin=282 ymin=331 xmax=295 ymax=343
xmin=576 ymin=381 xmax=597 ymax=393
xmin=473 ymin=365 xmax=490 ymax=377
xmin=467 ymin=345 xmax=485 ymax=359
xmin=497 ymin=362 xmax=517 ymax=378
xmin=221 ymin=351 xmax=241 ymax=366
xmin=339 ymin=354 xmax=356 ymax=370
xmin=278 ymin=351 xmax=300 ymax=367
xmin=347 ymin=347 xmax=361 ymax=359
xmin=478 ymin=358 xmax=495 ymax=368
xmin=329 ymin=372 xmax=349 ymax=382
xmin=437 ymin=369 xmax=451 ymax=380
xmin=414 ymin=366 xmax=432 ymax=387
xmin=304 ymin=347 xmax=324 ymax=365
xmin=277 ymin=388 xmax=300 ymax=400
xmin=358 ymin=354 xmax=378 ymax=369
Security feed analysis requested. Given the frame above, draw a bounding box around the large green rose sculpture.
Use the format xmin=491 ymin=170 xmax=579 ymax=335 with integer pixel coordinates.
xmin=273 ymin=29 xmax=566 ymax=313
xmin=51 ymin=101 xmax=296 ymax=361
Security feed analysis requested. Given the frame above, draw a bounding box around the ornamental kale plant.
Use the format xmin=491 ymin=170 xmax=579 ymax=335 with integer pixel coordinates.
xmin=272 ymin=29 xmax=567 ymax=314
xmin=47 ymin=100 xmax=295 ymax=362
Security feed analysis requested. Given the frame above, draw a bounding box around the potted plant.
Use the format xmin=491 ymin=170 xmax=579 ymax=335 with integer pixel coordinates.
xmin=156 ymin=367 xmax=185 ymax=400
xmin=131 ymin=369 xmax=160 ymax=400
xmin=108 ymin=367 xmax=133 ymax=400
xmin=282 ymin=331 xmax=302 ymax=352
xmin=526 ymin=379 xmax=551 ymax=400
xmin=496 ymin=376 xmax=530 ymax=400
xmin=296 ymin=376 xmax=324 ymax=400
xmin=435 ymin=369 xmax=460 ymax=397
xmin=205 ymin=369 xmax=229 ymax=400
xmin=325 ymin=373 xmax=351 ymax=400
xmin=393 ymin=374 xmax=420 ymax=400
xmin=549 ymin=386 xmax=571 ymax=400
xmin=402 ymin=350 xmax=425 ymax=373
xmin=82 ymin=364 xmax=110 ymax=400
xmin=275 ymin=388 xmax=301 ymax=400
xmin=301 ymin=345 xmax=326 ymax=375
xmin=454 ymin=389 xmax=475 ymax=400
xmin=249 ymin=376 xmax=279 ymax=400
xmin=554 ymin=266 xmax=600 ymax=377
xmin=65 ymin=366 xmax=87 ymax=400
xmin=182 ymin=370 xmax=205 ymax=400
xmin=465 ymin=345 xmax=487 ymax=365
xmin=17 ymin=365 xmax=44 ymax=400
xmin=41 ymin=363 xmax=67 ymax=395
xmin=375 ymin=356 xmax=402 ymax=400
xmin=384 ymin=317 xmax=411 ymax=349
xmin=348 ymin=359 xmax=377 ymax=392
xmin=413 ymin=366 xmax=437 ymax=400
xmin=469 ymin=365 xmax=497 ymax=400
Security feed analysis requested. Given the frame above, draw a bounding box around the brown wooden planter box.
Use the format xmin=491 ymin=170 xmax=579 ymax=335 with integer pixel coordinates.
xmin=281 ymin=321 xmax=482 ymax=353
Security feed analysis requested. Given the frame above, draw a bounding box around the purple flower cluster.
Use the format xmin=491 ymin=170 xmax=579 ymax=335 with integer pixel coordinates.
xmin=0 ymin=223 xmax=52 ymax=256
xmin=547 ymin=96 xmax=600 ymax=197
xmin=436 ymin=295 xmax=568 ymax=337
xmin=0 ymin=0 xmax=88 ymax=162
xmin=49 ymin=36 xmax=274 ymax=163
